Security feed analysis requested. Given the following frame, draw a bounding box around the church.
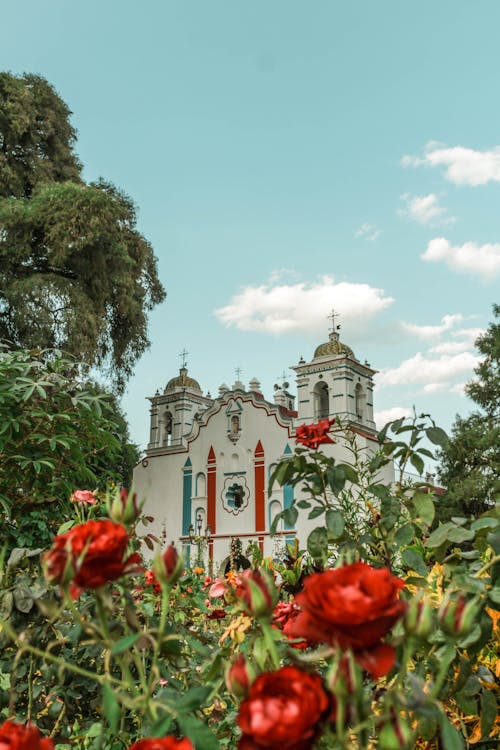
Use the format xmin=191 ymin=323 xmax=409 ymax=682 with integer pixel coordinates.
xmin=133 ymin=321 xmax=393 ymax=568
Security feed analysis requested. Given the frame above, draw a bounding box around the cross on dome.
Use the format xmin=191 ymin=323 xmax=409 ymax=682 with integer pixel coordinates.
xmin=179 ymin=348 xmax=189 ymax=368
xmin=327 ymin=309 xmax=341 ymax=335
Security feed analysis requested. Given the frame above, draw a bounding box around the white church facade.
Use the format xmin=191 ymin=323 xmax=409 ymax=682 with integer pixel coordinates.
xmin=133 ymin=325 xmax=393 ymax=568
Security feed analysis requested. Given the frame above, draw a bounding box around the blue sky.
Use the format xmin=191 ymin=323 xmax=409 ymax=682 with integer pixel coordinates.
xmin=2 ymin=2 xmax=499 ymax=453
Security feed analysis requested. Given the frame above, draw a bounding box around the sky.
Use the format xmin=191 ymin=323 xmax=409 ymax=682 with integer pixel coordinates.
xmin=2 ymin=1 xmax=499 ymax=455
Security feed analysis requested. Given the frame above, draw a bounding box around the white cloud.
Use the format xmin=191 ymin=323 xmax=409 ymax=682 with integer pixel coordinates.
xmin=374 ymin=406 xmax=412 ymax=429
xmin=399 ymin=192 xmax=455 ymax=226
xmin=376 ymin=351 xmax=480 ymax=390
xmin=402 ymin=313 xmax=463 ymax=340
xmin=422 ymin=237 xmax=500 ymax=279
xmin=214 ymin=274 xmax=394 ymax=334
xmin=402 ymin=142 xmax=500 ymax=186
xmin=429 ymin=327 xmax=483 ymax=354
xmin=355 ymin=223 xmax=382 ymax=241
xmin=450 ymin=382 xmax=467 ymax=395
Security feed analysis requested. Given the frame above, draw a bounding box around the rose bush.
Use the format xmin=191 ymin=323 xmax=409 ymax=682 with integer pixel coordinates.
xmin=237 ymin=665 xmax=329 ymax=750
xmin=42 ymin=518 xmax=141 ymax=598
xmin=1 ymin=414 xmax=498 ymax=749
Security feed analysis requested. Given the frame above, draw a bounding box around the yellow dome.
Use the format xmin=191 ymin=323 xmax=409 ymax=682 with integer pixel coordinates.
xmin=165 ymin=367 xmax=202 ymax=393
xmin=313 ymin=334 xmax=355 ymax=360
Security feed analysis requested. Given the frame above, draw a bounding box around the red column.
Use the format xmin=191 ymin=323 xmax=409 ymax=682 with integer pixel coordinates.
xmin=254 ymin=440 xmax=265 ymax=533
xmin=207 ymin=446 xmax=216 ymax=534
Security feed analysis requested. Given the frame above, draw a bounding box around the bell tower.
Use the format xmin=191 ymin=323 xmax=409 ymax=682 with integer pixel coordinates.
xmin=147 ymin=349 xmax=213 ymax=451
xmin=291 ymin=311 xmax=376 ymax=432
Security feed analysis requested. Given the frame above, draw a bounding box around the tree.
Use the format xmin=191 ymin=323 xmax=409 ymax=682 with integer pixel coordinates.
xmin=0 ymin=72 xmax=165 ymax=390
xmin=437 ymin=305 xmax=500 ymax=520
xmin=0 ymin=344 xmax=138 ymax=551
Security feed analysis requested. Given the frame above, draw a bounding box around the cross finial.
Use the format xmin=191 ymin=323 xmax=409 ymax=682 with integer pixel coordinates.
xmin=276 ymin=370 xmax=288 ymax=386
xmin=327 ymin=309 xmax=341 ymax=333
xmin=235 ymin=366 xmax=242 ymax=380
xmin=179 ymin=348 xmax=189 ymax=368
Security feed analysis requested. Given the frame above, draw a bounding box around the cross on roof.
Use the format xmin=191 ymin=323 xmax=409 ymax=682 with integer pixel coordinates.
xmin=276 ymin=370 xmax=289 ymax=385
xmin=179 ymin=348 xmax=189 ymax=368
xmin=327 ymin=309 xmax=341 ymax=333
xmin=235 ymin=366 xmax=243 ymax=380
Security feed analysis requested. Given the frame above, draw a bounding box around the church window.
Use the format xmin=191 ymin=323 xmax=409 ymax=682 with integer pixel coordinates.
xmin=314 ymin=382 xmax=329 ymax=419
xmin=269 ymin=500 xmax=282 ymax=531
xmin=355 ymin=383 xmax=365 ymax=422
xmin=195 ymin=472 xmax=206 ymax=497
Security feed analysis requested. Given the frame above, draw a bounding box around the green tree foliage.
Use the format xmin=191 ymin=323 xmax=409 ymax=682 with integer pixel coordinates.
xmin=437 ymin=305 xmax=500 ymax=520
xmin=0 ymin=344 xmax=138 ymax=551
xmin=0 ymin=72 xmax=165 ymax=390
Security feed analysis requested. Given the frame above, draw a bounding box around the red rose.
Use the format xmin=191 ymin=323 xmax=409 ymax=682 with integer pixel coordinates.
xmin=295 ymin=419 xmax=335 ymax=450
xmin=43 ymin=519 xmax=141 ymax=599
xmin=272 ymin=601 xmax=309 ymax=649
xmin=71 ymin=489 xmax=97 ymax=505
xmin=152 ymin=543 xmax=183 ymax=587
xmin=226 ymin=655 xmax=252 ymax=697
xmin=234 ymin=569 xmax=275 ymax=617
xmin=290 ymin=563 xmax=406 ymax=678
xmin=0 ymin=720 xmax=54 ymax=750
xmin=126 ymin=738 xmax=193 ymax=750
xmin=237 ymin=665 xmax=329 ymax=750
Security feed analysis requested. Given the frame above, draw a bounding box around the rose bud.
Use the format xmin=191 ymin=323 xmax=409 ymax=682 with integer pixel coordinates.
xmin=404 ymin=595 xmax=434 ymax=639
xmin=225 ymin=655 xmax=253 ymax=698
xmin=326 ymin=653 xmax=362 ymax=698
xmin=109 ymin=487 xmax=141 ymax=526
xmin=235 ymin=569 xmax=276 ymax=618
xmin=378 ymin=714 xmax=412 ymax=750
xmin=438 ymin=593 xmax=481 ymax=638
xmin=153 ymin=543 xmax=183 ymax=587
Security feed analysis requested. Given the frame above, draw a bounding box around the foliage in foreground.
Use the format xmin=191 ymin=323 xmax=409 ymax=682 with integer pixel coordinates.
xmin=0 ymin=344 xmax=139 ymax=553
xmin=0 ymin=417 xmax=498 ymax=749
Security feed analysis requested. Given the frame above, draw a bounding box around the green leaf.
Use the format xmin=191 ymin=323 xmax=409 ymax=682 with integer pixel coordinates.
xmin=401 ymin=548 xmax=428 ymax=577
xmin=380 ymin=496 xmax=400 ymax=531
xmin=426 ymin=426 xmax=449 ymax=447
xmin=307 ymin=527 xmax=328 ymax=562
xmin=308 ymin=506 xmax=325 ymax=520
xmin=102 ymin=683 xmax=120 ymax=733
xmin=471 ymin=517 xmax=499 ymax=531
xmin=410 ymin=452 xmax=425 ymax=475
xmin=174 ymin=685 xmax=212 ymax=712
xmin=426 ymin=522 xmax=455 ymax=548
xmin=326 ymin=509 xmax=345 ymax=539
xmin=447 ymin=527 xmax=475 ymax=543
xmin=296 ymin=500 xmax=311 ymax=509
xmin=110 ymin=633 xmax=140 ymax=655
xmin=283 ymin=506 xmax=298 ymax=528
xmin=480 ymin=688 xmax=497 ymax=738
xmin=439 ymin=715 xmax=464 ymax=750
xmin=177 ymin=715 xmax=219 ymax=750
xmin=395 ymin=523 xmax=415 ymax=546
xmin=412 ymin=492 xmax=435 ymax=527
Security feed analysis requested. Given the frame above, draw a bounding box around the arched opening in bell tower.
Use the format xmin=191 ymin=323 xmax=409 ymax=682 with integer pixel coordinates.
xmin=314 ymin=381 xmax=329 ymax=420
xmin=164 ymin=411 xmax=173 ymax=446
xmin=355 ymin=383 xmax=365 ymax=423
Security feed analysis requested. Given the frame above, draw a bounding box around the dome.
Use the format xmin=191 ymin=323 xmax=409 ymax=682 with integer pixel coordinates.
xmin=165 ymin=367 xmax=202 ymax=393
xmin=313 ymin=333 xmax=355 ymax=360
